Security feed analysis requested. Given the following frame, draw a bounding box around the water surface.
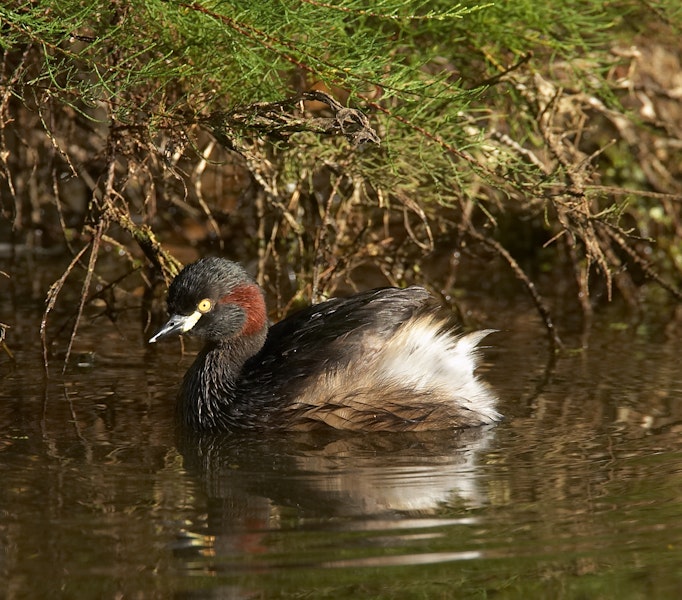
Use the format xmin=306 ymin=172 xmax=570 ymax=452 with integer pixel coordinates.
xmin=1 ymin=256 xmax=682 ymax=599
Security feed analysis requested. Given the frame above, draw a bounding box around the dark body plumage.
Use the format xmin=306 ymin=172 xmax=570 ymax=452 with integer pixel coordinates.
xmin=150 ymin=257 xmax=500 ymax=433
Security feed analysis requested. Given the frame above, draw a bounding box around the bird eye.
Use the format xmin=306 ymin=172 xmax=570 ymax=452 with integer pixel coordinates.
xmin=197 ymin=298 xmax=213 ymax=313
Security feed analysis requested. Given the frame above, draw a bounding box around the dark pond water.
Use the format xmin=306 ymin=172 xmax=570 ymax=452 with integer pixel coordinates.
xmin=2 ymin=255 xmax=682 ymax=599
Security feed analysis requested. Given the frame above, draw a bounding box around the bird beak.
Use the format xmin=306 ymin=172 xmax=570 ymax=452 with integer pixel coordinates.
xmin=148 ymin=311 xmax=202 ymax=343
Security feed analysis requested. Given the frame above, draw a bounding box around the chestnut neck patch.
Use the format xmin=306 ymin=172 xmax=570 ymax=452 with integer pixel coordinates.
xmin=220 ymin=283 xmax=267 ymax=336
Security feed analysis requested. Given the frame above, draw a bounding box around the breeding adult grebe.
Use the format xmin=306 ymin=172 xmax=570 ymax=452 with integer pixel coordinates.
xmin=149 ymin=257 xmax=500 ymax=432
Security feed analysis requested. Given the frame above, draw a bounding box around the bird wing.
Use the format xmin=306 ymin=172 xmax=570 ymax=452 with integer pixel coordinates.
xmin=240 ymin=286 xmax=432 ymax=394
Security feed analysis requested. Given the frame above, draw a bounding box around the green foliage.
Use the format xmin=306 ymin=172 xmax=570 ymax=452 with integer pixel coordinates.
xmin=1 ymin=0 xmax=681 ymax=350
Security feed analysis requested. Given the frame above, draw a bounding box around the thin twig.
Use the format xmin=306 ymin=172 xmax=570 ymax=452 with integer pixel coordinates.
xmin=62 ymin=213 xmax=104 ymax=374
xmin=468 ymin=229 xmax=563 ymax=350
xmin=40 ymin=244 xmax=90 ymax=373
xmin=600 ymin=223 xmax=682 ymax=302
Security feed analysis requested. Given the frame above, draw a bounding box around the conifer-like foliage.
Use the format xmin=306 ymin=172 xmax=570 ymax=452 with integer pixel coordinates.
xmin=0 ymin=0 xmax=681 ymax=359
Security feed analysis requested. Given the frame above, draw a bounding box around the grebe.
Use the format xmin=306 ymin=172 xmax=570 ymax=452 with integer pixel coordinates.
xmin=149 ymin=257 xmax=500 ymax=432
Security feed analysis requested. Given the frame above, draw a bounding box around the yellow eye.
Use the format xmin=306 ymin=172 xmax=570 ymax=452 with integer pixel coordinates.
xmin=197 ymin=298 xmax=212 ymax=313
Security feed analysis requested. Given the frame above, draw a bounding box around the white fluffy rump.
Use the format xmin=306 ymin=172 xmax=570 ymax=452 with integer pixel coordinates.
xmin=287 ymin=315 xmax=500 ymax=430
xmin=375 ymin=317 xmax=500 ymax=424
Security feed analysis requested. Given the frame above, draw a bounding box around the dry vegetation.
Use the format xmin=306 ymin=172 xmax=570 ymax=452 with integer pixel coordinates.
xmin=0 ymin=1 xmax=681 ymax=366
